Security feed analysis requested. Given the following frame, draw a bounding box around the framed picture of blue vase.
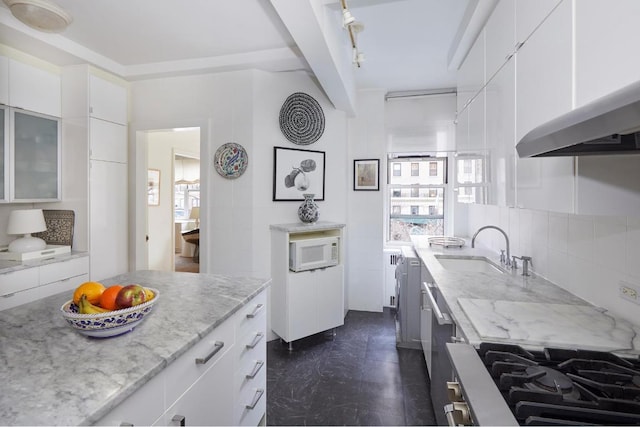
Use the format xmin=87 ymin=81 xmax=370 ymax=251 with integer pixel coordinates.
xmin=273 ymin=146 xmax=325 ymax=201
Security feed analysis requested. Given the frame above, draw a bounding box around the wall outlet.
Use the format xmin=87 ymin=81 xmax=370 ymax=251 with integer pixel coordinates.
xmin=619 ymin=281 xmax=639 ymax=304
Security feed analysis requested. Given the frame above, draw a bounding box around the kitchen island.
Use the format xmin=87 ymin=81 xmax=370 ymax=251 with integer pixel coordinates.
xmin=412 ymin=236 xmax=640 ymax=354
xmin=0 ymin=270 xmax=270 ymax=426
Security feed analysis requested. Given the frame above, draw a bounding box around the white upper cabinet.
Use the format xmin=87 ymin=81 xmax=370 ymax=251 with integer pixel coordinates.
xmin=457 ymin=30 xmax=485 ymax=114
xmin=574 ymin=0 xmax=640 ymax=107
xmin=485 ymin=0 xmax=515 ymax=81
xmin=0 ymin=57 xmax=8 ymax=106
xmin=90 ymin=118 xmax=127 ymax=163
xmin=466 ymin=88 xmax=486 ymax=154
xmin=515 ymin=0 xmax=572 ymax=142
xmin=515 ymin=0 xmax=564 ymax=46
xmin=89 ymin=75 xmax=127 ymax=125
xmin=11 ymin=109 xmax=60 ymax=201
xmin=8 ymin=59 xmax=61 ymax=117
xmin=485 ymin=59 xmax=516 ymax=207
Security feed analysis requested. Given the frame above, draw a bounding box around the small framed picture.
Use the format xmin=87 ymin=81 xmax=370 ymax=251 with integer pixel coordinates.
xmin=148 ymin=169 xmax=160 ymax=206
xmin=273 ymin=146 xmax=325 ymax=201
xmin=354 ymin=159 xmax=380 ymax=191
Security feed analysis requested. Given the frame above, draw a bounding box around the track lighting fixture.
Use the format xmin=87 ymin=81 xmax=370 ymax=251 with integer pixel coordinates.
xmin=339 ymin=0 xmax=365 ymax=68
xmin=342 ymin=9 xmax=355 ymax=27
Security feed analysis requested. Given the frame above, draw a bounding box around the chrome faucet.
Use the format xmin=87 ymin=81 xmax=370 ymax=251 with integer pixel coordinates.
xmin=471 ymin=225 xmax=511 ymax=268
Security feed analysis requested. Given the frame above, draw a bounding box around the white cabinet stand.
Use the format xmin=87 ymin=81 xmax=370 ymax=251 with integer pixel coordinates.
xmin=270 ymin=221 xmax=346 ymax=345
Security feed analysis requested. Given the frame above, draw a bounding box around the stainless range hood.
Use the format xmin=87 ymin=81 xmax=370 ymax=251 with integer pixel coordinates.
xmin=516 ymin=80 xmax=640 ymax=157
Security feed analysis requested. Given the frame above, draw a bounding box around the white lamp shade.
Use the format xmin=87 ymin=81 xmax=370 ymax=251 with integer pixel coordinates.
xmin=7 ymin=209 xmax=47 ymax=253
xmin=189 ymin=207 xmax=200 ymax=220
xmin=7 ymin=209 xmax=47 ymax=235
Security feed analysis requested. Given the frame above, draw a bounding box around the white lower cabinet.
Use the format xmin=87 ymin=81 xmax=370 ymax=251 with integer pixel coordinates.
xmin=96 ymin=289 xmax=267 ymax=426
xmin=159 ymin=352 xmax=235 ymax=426
xmin=0 ymin=256 xmax=89 ymax=311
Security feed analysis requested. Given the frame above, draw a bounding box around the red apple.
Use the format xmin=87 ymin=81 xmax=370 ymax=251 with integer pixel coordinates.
xmin=115 ymin=284 xmax=146 ymax=309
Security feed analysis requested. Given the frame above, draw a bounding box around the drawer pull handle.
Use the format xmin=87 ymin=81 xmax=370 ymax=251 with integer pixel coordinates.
xmin=119 ymin=423 xmax=133 ymax=427
xmin=246 ymin=303 xmax=264 ymax=318
xmin=172 ymin=415 xmax=186 ymax=426
xmin=246 ymin=332 xmax=264 ymax=349
xmin=195 ymin=341 xmax=224 ymax=365
xmin=246 ymin=360 xmax=265 ymax=379
xmin=245 ymin=388 xmax=265 ymax=410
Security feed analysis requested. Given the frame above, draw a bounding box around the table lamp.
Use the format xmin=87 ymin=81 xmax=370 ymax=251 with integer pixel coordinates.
xmin=189 ymin=207 xmax=200 ymax=228
xmin=7 ymin=209 xmax=47 ymax=253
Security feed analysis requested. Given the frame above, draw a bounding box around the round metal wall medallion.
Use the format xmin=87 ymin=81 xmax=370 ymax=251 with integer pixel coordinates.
xmin=279 ymin=92 xmax=325 ymax=145
xmin=213 ymin=142 xmax=248 ymax=179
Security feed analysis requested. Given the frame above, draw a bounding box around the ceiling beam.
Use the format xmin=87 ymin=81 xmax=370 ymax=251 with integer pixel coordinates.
xmin=270 ymin=0 xmax=357 ymax=116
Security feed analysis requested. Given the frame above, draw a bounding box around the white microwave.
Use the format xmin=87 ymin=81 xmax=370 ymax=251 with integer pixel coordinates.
xmin=289 ymin=235 xmax=339 ymax=272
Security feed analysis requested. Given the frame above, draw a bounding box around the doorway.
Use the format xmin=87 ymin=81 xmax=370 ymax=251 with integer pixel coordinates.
xmin=144 ymin=127 xmax=201 ymax=272
xmin=174 ymin=152 xmax=200 ymax=272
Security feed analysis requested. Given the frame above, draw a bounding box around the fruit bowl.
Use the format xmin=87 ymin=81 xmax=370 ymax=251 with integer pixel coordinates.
xmin=60 ymin=288 xmax=159 ymax=338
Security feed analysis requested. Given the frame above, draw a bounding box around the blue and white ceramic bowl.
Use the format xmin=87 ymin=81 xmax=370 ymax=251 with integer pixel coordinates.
xmin=60 ymin=288 xmax=159 ymax=338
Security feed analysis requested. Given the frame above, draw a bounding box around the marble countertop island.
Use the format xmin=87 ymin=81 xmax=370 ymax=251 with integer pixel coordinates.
xmin=411 ymin=236 xmax=640 ymax=354
xmin=0 ymin=270 xmax=271 ymax=426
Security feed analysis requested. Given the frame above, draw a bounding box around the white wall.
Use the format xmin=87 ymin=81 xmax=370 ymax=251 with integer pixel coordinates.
xmin=131 ymin=68 xmax=348 ymax=338
xmin=346 ymin=89 xmax=386 ymax=312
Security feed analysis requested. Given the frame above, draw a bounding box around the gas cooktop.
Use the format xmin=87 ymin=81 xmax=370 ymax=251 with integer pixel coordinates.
xmin=478 ymin=342 xmax=640 ymax=425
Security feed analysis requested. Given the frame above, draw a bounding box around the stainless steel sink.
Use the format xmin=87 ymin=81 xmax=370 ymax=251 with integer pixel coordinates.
xmin=434 ymin=255 xmax=506 ymax=274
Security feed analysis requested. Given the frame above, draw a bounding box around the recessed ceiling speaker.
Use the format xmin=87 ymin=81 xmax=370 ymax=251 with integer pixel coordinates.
xmin=3 ymin=0 xmax=72 ymax=33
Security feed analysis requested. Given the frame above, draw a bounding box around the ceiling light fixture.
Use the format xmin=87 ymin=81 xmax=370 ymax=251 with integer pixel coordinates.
xmin=339 ymin=0 xmax=365 ymax=68
xmin=3 ymin=0 xmax=72 ymax=33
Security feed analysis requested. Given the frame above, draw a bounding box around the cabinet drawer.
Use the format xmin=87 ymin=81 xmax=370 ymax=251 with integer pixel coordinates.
xmin=164 ymin=318 xmax=234 ymax=407
xmin=40 ymin=257 xmax=89 ymax=285
xmin=236 ymin=291 xmax=267 ymax=339
xmin=0 ymin=285 xmax=39 ymax=311
xmin=234 ymin=368 xmax=266 ymax=426
xmin=40 ymin=273 xmax=89 ymax=299
xmin=0 ymin=267 xmax=39 ymax=297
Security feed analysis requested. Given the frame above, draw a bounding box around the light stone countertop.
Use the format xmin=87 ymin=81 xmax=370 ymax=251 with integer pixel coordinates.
xmin=411 ymin=236 xmax=640 ymax=355
xmin=0 ymin=270 xmax=271 ymax=426
xmin=269 ymin=220 xmax=346 ymax=233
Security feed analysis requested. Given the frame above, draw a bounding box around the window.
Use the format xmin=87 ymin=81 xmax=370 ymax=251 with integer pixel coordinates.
xmin=388 ymin=155 xmax=447 ymax=242
xmin=455 ymin=155 xmax=487 ymax=204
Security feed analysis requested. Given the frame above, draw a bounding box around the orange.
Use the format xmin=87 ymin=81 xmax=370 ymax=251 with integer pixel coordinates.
xmin=72 ymin=281 xmax=105 ymax=305
xmin=99 ymin=285 xmax=124 ymax=311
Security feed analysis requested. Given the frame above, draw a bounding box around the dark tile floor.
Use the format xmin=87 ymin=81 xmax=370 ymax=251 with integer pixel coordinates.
xmin=266 ymin=308 xmax=436 ymax=426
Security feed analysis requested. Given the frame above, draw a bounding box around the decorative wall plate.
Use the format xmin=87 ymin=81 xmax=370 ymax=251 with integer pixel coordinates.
xmin=214 ymin=142 xmax=248 ymax=179
xmin=279 ymin=92 xmax=325 ymax=145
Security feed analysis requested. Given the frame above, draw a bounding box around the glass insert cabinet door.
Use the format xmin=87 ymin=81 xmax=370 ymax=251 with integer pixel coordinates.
xmin=11 ymin=110 xmax=60 ymax=201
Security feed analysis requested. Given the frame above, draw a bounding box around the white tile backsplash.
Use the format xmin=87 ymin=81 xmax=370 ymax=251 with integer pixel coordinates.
xmin=466 ymin=205 xmax=640 ymax=326
xmin=626 ymin=217 xmax=640 ymax=280
xmin=548 ymin=213 xmax=569 ymax=253
xmin=567 ymin=214 xmax=595 ymax=262
xmin=594 ymin=216 xmax=626 ymax=272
